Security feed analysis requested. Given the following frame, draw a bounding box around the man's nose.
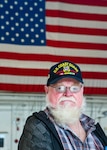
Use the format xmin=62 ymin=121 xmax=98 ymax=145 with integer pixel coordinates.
xmin=63 ymin=88 xmax=73 ymax=96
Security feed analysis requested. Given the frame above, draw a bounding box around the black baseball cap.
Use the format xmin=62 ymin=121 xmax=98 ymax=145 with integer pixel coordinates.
xmin=47 ymin=60 xmax=83 ymax=86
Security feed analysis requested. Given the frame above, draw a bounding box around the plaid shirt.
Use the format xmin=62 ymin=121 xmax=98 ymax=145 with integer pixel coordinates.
xmin=45 ymin=108 xmax=104 ymax=150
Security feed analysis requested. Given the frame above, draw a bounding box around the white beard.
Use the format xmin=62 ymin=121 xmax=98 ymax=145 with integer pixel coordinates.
xmin=46 ymin=96 xmax=86 ymax=126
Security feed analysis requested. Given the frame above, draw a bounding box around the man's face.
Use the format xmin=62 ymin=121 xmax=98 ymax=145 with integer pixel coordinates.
xmin=45 ymin=78 xmax=84 ymax=109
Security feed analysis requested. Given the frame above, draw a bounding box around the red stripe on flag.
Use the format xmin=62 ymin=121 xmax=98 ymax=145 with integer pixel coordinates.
xmin=46 ymin=10 xmax=107 ymax=21
xmin=84 ymin=87 xmax=107 ymax=95
xmin=0 ymin=53 xmax=107 ymax=65
xmin=83 ymin=72 xmax=107 ymax=80
xmin=0 ymin=83 xmax=106 ymax=95
xmin=47 ymin=40 xmax=107 ymax=50
xmin=0 ymin=67 xmax=107 ymax=80
xmin=47 ymin=0 xmax=107 ymax=7
xmin=46 ymin=25 xmax=107 ymax=36
xmin=0 ymin=67 xmax=48 ymax=76
xmin=0 ymin=83 xmax=45 ymax=93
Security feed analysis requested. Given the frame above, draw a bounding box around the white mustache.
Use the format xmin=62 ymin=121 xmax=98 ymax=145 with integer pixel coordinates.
xmin=58 ymin=97 xmax=76 ymax=103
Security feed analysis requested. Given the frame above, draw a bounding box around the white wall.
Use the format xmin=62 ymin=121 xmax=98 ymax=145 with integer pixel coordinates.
xmin=0 ymin=93 xmax=107 ymax=150
xmin=0 ymin=105 xmax=11 ymax=150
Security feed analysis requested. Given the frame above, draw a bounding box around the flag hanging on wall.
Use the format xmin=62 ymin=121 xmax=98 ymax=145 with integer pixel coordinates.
xmin=0 ymin=0 xmax=107 ymax=95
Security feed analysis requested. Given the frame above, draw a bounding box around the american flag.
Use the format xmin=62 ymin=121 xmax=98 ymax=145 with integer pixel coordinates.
xmin=0 ymin=0 xmax=107 ymax=95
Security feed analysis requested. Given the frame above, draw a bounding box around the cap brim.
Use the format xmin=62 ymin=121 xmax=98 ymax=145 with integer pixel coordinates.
xmin=49 ymin=75 xmax=83 ymax=85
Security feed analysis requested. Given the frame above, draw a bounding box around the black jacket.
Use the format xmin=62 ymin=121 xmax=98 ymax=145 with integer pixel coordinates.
xmin=18 ymin=111 xmax=107 ymax=150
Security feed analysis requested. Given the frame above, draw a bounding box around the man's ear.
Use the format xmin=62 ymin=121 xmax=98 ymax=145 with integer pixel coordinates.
xmin=44 ymin=85 xmax=48 ymax=93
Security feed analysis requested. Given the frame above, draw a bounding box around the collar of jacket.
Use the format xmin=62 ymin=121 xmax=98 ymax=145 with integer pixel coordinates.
xmin=33 ymin=111 xmax=64 ymax=149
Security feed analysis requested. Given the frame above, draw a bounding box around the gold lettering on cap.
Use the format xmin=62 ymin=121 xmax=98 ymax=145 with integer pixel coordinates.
xmin=53 ymin=62 xmax=79 ymax=74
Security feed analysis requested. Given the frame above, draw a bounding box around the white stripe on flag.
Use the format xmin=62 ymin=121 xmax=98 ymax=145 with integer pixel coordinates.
xmin=0 ymin=44 xmax=107 ymax=58
xmin=0 ymin=75 xmax=106 ymax=88
xmin=46 ymin=2 xmax=107 ymax=14
xmin=0 ymin=59 xmax=106 ymax=73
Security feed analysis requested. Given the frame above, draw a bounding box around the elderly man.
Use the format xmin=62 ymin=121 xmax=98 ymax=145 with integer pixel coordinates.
xmin=18 ymin=60 xmax=107 ymax=150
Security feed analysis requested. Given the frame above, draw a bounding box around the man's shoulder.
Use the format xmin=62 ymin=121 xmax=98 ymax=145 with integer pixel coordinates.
xmin=93 ymin=123 xmax=107 ymax=147
xmin=23 ymin=111 xmax=50 ymax=136
xmin=25 ymin=111 xmax=47 ymax=127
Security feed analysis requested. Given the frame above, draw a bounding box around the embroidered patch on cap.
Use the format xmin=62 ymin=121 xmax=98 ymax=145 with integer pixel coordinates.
xmin=53 ymin=61 xmax=79 ymax=76
xmin=47 ymin=60 xmax=83 ymax=86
